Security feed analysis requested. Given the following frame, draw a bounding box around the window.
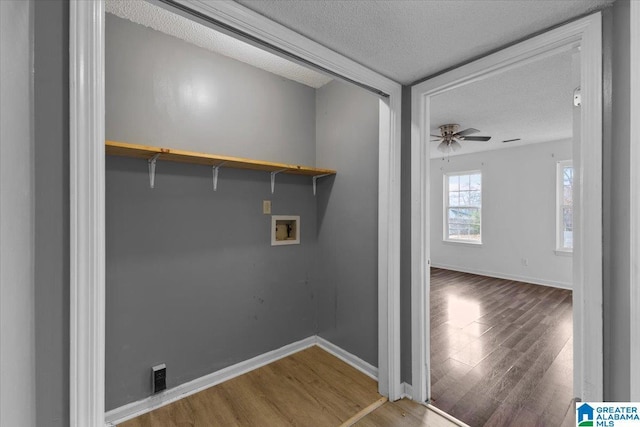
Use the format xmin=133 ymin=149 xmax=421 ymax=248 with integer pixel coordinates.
xmin=444 ymin=171 xmax=482 ymax=243
xmin=556 ymin=160 xmax=573 ymax=252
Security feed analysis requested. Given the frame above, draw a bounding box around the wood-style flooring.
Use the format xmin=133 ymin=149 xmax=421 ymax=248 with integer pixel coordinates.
xmin=430 ymin=268 xmax=574 ymax=427
xmin=119 ymin=345 xmax=458 ymax=427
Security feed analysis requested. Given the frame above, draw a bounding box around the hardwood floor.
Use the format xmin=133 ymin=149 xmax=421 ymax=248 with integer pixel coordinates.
xmin=430 ymin=268 xmax=574 ymax=427
xmin=118 ymin=345 xmax=457 ymax=427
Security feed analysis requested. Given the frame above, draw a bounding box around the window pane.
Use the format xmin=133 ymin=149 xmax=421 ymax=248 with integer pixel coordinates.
xmin=460 ymin=175 xmax=470 ymax=191
xmin=563 ymin=186 xmax=572 ymax=204
xmin=563 ymin=230 xmax=573 ymax=248
xmin=449 ymin=175 xmax=459 ymax=191
xmin=459 ymin=191 xmax=470 ymax=205
xmin=446 ymin=173 xmax=481 ymax=242
xmin=563 ymin=167 xmax=573 ymax=186
xmin=470 ymin=174 xmax=481 ymax=191
xmin=469 ymin=190 xmax=481 ymax=207
xmin=563 ymin=207 xmax=573 ymax=229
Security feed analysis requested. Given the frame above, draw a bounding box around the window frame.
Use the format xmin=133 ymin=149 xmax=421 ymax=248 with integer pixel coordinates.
xmin=443 ymin=170 xmax=483 ymax=245
xmin=556 ymin=160 xmax=574 ymax=254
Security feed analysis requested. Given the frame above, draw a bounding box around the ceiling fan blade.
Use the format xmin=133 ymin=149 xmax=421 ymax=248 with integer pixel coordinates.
xmin=455 ymin=128 xmax=480 ymax=137
xmin=461 ymin=136 xmax=492 ymax=142
xmin=430 ymin=134 xmax=442 ymax=138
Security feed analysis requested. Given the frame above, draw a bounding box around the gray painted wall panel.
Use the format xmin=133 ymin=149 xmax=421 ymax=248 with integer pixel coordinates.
xmin=604 ymin=0 xmax=631 ymax=401
xmin=1 ymin=1 xmax=36 ymax=426
xmin=105 ymin=16 xmax=320 ymax=409
xmin=106 ymin=159 xmax=317 ymax=409
xmin=106 ymin=14 xmax=316 ymax=166
xmin=315 ymin=80 xmax=379 ymax=366
xmin=400 ymin=85 xmax=412 ymax=383
xmin=34 ymin=1 xmax=70 ymax=425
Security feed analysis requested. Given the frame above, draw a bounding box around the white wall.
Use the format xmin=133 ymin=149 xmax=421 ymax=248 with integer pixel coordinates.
xmin=430 ymin=139 xmax=573 ymax=289
xmin=0 ymin=1 xmax=36 ymax=426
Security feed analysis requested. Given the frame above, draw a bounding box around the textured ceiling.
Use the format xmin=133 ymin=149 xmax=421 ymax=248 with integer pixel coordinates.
xmin=236 ymin=0 xmax=613 ymax=84
xmin=429 ymin=50 xmax=576 ymax=158
xmin=105 ymin=0 xmax=332 ymax=88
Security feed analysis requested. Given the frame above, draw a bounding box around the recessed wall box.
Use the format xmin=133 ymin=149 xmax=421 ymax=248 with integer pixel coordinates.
xmin=152 ymin=363 xmax=166 ymax=394
xmin=271 ymin=215 xmax=300 ymax=246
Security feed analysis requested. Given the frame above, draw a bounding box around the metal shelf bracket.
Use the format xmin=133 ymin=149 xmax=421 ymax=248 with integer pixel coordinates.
xmin=312 ymin=174 xmax=332 ymax=195
xmin=270 ymin=169 xmax=288 ymax=194
xmin=148 ymin=153 xmax=161 ymax=188
xmin=212 ymin=162 xmax=226 ymax=191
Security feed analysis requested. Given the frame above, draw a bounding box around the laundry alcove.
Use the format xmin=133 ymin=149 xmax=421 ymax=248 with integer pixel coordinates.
xmin=104 ymin=3 xmax=380 ymax=414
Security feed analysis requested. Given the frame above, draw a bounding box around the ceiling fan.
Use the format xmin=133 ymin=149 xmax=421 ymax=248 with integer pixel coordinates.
xmin=431 ymin=124 xmax=492 ymax=153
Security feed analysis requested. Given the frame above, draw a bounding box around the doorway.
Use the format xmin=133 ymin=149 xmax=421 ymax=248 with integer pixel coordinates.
xmin=69 ymin=1 xmax=402 ymax=425
xmin=411 ymin=11 xmax=603 ymax=413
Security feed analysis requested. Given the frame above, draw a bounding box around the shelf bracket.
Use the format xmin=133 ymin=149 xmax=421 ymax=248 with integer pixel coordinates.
xmin=312 ymin=174 xmax=333 ymax=196
xmin=212 ymin=162 xmax=226 ymax=191
xmin=270 ymin=169 xmax=288 ymax=194
xmin=148 ymin=153 xmax=161 ymax=189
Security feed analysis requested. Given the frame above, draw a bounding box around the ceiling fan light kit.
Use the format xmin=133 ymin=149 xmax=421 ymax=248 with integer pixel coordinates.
xmin=433 ymin=123 xmax=492 ymax=153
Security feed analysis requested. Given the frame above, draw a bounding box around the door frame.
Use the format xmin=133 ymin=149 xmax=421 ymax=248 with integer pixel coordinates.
xmin=69 ymin=1 xmax=402 ymax=426
xmin=410 ymin=13 xmax=603 ymax=403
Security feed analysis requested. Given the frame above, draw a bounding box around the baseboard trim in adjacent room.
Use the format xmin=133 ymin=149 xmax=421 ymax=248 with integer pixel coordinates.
xmin=430 ymin=263 xmax=572 ymax=290
xmin=315 ymin=336 xmax=379 ymax=381
xmin=105 ymin=335 xmax=378 ymax=426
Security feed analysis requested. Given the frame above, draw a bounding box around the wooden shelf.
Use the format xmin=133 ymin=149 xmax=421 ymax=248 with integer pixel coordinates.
xmin=105 ymin=140 xmax=336 ymax=177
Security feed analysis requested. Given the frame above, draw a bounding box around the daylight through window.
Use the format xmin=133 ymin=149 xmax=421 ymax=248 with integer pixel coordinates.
xmin=557 ymin=161 xmax=573 ymax=252
xmin=444 ymin=171 xmax=482 ymax=243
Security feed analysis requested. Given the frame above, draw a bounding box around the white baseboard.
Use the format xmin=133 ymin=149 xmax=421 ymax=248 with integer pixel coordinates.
xmin=105 ymin=335 xmax=377 ymax=426
xmin=400 ymin=382 xmax=413 ymax=399
xmin=315 ymin=336 xmax=378 ymax=381
xmin=430 ymin=263 xmax=572 ymax=290
xmin=105 ymin=336 xmax=317 ymax=426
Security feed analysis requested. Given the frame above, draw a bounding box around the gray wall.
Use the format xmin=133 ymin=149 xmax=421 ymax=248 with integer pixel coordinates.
xmin=106 ymin=160 xmax=317 ymax=409
xmin=315 ymin=80 xmax=380 ymax=366
xmin=105 ymin=16 xmax=319 ymax=409
xmin=34 ymin=1 xmax=70 ymax=425
xmin=106 ymin=14 xmax=316 ymax=166
xmin=1 ymin=1 xmax=36 ymax=426
xmin=400 ymin=85 xmax=412 ymax=383
xmin=603 ymin=0 xmax=631 ymax=401
xmin=25 ymin=2 xmax=634 ymax=422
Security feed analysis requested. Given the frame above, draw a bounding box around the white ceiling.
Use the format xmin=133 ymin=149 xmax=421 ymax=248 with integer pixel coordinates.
xmin=105 ymin=0 xmax=332 ymax=88
xmin=236 ymin=0 xmax=613 ymax=85
xmin=429 ymin=49 xmax=576 ymax=158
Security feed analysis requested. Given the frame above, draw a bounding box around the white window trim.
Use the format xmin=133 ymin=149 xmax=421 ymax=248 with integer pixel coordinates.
xmin=556 ymin=160 xmax=573 ymax=254
xmin=443 ymin=170 xmax=482 ymax=245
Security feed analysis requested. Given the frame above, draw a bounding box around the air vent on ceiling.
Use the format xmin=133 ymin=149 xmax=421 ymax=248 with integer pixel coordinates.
xmin=502 ymin=138 xmax=521 ymax=143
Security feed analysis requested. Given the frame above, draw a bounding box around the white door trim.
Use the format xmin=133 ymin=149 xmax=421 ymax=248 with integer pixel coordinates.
xmin=411 ymin=13 xmax=603 ymax=403
xmin=69 ymin=1 xmax=106 ymax=426
xmin=69 ymin=1 xmax=402 ymax=425
xmin=630 ymin=0 xmax=640 ymax=401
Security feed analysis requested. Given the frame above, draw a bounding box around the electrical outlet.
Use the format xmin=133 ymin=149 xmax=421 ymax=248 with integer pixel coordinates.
xmin=152 ymin=364 xmax=166 ymax=394
xmin=263 ymin=200 xmax=271 ymax=214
